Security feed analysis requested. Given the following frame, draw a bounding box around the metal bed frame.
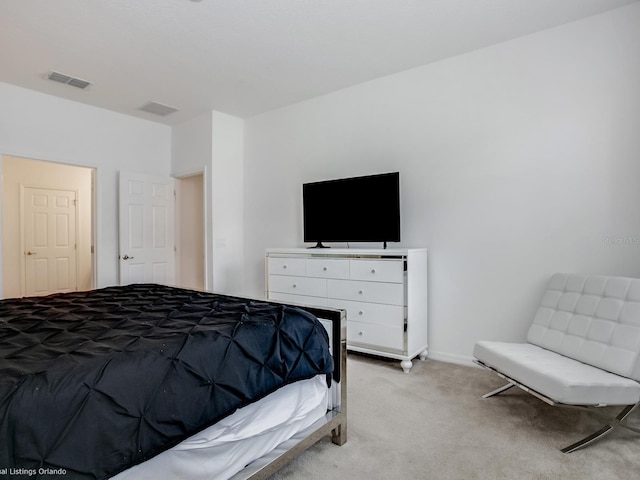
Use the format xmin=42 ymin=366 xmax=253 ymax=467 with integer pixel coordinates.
xmin=233 ymin=305 xmax=347 ymax=479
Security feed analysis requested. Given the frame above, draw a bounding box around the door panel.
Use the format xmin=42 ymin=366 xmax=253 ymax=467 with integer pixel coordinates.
xmin=23 ymin=187 xmax=78 ymax=296
xmin=118 ymin=172 xmax=175 ymax=286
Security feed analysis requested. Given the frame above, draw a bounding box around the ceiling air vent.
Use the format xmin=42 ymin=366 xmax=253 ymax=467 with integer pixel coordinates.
xmin=47 ymin=71 xmax=92 ymax=89
xmin=138 ymin=101 xmax=179 ymax=116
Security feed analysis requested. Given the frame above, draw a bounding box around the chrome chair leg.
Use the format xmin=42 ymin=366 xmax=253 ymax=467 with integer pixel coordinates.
xmin=482 ymin=382 xmax=516 ymax=399
xmin=561 ymin=403 xmax=640 ymax=453
xmin=475 ymin=360 xmax=640 ymax=453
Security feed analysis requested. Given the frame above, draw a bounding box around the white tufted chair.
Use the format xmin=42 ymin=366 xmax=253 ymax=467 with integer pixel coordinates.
xmin=474 ymin=273 xmax=640 ymax=452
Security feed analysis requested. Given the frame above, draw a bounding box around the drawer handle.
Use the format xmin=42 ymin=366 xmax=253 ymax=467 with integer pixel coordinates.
xmin=323 ymin=267 xmax=328 ymax=271
xmin=358 ymin=331 xmax=364 ymax=336
xmin=358 ymin=290 xmax=364 ymax=295
xmin=358 ymin=310 xmax=364 ymax=316
xmin=371 ymin=269 xmax=376 ymax=274
xmin=292 ymin=284 xmax=297 ymax=288
xmin=283 ymin=265 xmax=287 ymax=269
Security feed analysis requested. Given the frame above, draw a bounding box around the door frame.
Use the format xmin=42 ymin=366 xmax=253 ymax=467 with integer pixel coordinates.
xmin=174 ymin=171 xmax=206 ymax=291
xmin=174 ymin=166 xmax=209 ymax=291
xmin=0 ymin=154 xmax=97 ymax=298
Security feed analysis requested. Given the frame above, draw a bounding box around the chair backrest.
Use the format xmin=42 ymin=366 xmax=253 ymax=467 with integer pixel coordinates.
xmin=527 ymin=273 xmax=640 ymax=381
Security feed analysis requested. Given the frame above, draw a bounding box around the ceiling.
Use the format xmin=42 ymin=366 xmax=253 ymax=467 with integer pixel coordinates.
xmin=1 ymin=0 xmax=637 ymax=125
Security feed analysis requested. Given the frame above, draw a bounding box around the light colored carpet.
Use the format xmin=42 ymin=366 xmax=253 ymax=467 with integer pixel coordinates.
xmin=269 ymin=354 xmax=639 ymax=480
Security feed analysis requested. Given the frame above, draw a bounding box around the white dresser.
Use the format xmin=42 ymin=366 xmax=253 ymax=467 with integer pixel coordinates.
xmin=265 ymin=248 xmax=427 ymax=373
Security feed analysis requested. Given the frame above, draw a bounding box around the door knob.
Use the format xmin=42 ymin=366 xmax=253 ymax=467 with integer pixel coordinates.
xmin=121 ymin=255 xmax=134 ymax=260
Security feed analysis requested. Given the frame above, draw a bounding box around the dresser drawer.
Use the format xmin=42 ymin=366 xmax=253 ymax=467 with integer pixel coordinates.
xmin=268 ymin=292 xmax=329 ymax=308
xmin=347 ymin=320 xmax=404 ymax=351
xmin=306 ymin=258 xmax=350 ymax=279
xmin=267 ymin=257 xmax=306 ymax=276
xmin=328 ymin=299 xmax=404 ymax=328
xmin=350 ymin=259 xmax=403 ymax=283
xmin=328 ymin=279 xmax=404 ymax=306
xmin=268 ymin=275 xmax=327 ymax=297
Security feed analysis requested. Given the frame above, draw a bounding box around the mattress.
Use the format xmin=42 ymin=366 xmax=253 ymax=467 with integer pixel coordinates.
xmin=0 ymin=284 xmax=333 ymax=479
xmin=113 ymin=374 xmax=329 ymax=480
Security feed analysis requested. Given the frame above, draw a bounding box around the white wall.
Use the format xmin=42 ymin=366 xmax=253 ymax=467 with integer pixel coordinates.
xmin=172 ymin=111 xmax=244 ymax=295
xmin=0 ymin=83 xmax=172 ymax=294
xmin=211 ymin=111 xmax=244 ymax=295
xmin=243 ymin=4 xmax=640 ymax=364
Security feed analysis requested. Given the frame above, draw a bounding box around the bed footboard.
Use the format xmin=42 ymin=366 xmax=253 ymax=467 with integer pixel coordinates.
xmin=234 ymin=305 xmax=347 ymax=480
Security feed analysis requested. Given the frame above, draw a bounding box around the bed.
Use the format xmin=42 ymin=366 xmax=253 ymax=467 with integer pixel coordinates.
xmin=0 ymin=284 xmax=347 ymax=479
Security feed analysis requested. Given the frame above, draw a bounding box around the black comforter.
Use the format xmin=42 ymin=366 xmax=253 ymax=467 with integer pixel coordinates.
xmin=0 ymin=284 xmax=333 ymax=479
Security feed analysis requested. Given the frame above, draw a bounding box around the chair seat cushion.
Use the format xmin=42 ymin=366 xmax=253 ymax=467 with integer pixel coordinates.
xmin=474 ymin=341 xmax=640 ymax=405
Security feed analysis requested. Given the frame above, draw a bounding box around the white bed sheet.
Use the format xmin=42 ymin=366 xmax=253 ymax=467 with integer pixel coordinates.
xmin=111 ymin=375 xmax=329 ymax=480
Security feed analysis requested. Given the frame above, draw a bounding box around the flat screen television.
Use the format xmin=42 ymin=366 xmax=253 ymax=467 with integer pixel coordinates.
xmin=303 ymin=172 xmax=400 ymax=248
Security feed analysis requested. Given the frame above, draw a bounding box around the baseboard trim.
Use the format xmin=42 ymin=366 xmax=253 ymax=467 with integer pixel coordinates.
xmin=427 ymin=351 xmax=479 ymax=368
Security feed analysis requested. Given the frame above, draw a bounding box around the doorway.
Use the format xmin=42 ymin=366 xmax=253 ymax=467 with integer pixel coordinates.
xmin=175 ymin=173 xmax=205 ymax=291
xmin=22 ymin=186 xmax=78 ymax=296
xmin=1 ymin=155 xmax=95 ymax=298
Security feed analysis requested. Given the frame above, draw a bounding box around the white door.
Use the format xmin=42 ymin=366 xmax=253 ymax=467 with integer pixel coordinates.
xmin=118 ymin=172 xmax=175 ymax=286
xmin=22 ymin=186 xmax=78 ymax=296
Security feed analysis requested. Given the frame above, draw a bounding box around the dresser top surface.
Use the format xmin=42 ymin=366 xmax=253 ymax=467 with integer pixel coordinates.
xmin=266 ymin=247 xmax=426 ymax=256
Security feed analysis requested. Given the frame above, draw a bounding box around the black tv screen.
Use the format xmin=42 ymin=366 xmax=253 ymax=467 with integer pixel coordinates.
xmin=303 ymin=172 xmax=400 ymax=247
